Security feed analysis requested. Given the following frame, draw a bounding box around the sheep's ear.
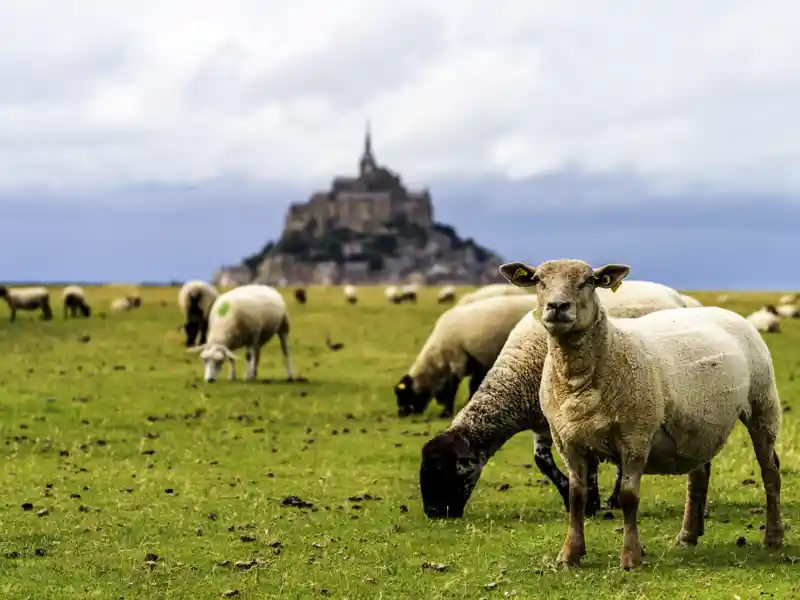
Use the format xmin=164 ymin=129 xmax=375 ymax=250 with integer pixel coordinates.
xmin=223 ymin=347 xmax=237 ymax=360
xmin=499 ymin=262 xmax=538 ymax=288
xmin=186 ymin=345 xmax=206 ymax=353
xmin=450 ymin=432 xmax=472 ymax=459
xmin=593 ymin=264 xmax=630 ymax=292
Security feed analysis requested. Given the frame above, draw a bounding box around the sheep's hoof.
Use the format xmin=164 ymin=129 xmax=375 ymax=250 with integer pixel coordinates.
xmin=675 ymin=530 xmax=699 ymax=547
xmin=556 ymin=541 xmax=585 ymax=567
xmin=619 ymin=543 xmax=643 ymax=570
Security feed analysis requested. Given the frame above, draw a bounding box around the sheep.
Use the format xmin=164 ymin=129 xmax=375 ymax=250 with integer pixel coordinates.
xmin=497 ymin=258 xmax=783 ymax=569
xmin=399 ymin=283 xmax=419 ymax=303
xmin=62 ymin=285 xmax=91 ymax=318
xmin=437 ymin=285 xmax=457 ymax=304
xmin=0 ymin=286 xmax=53 ymax=322
xmin=187 ymin=283 xmax=294 ymax=383
xmin=775 ymin=303 xmax=800 ymax=318
xmin=396 ymin=294 xmax=538 ymax=420
xmin=343 ymin=284 xmax=358 ymax=305
xmin=779 ymin=293 xmax=796 ymax=305
xmin=177 ymin=280 xmax=219 ymax=347
xmin=717 ymin=293 xmax=730 ymax=303
xmin=747 ymin=305 xmax=781 ymax=333
xmin=679 ymin=294 xmax=703 ymax=308
xmin=110 ymin=296 xmax=142 ymax=312
xmin=385 ymin=285 xmax=401 ymax=304
xmin=419 ymin=279 xmax=689 ymax=519
xmin=294 ymin=288 xmax=307 ymax=304
xmin=457 ymin=283 xmax=529 ymax=306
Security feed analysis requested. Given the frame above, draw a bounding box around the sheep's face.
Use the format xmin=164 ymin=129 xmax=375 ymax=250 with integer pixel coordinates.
xmin=499 ymin=259 xmax=630 ymax=336
xmin=395 ymin=375 xmax=431 ymax=417
xmin=420 ymin=431 xmax=483 ymax=518
xmin=188 ymin=343 xmax=235 ymax=382
xmin=0 ymin=286 xmax=7 ymax=298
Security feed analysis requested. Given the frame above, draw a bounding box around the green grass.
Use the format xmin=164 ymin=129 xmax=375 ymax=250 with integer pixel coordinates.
xmin=0 ymin=285 xmax=796 ymax=599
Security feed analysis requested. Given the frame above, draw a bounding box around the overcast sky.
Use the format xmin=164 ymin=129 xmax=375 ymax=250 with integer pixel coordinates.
xmin=0 ymin=1 xmax=798 ymax=287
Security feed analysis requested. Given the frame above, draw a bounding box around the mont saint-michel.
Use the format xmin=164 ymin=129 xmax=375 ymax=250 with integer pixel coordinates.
xmin=213 ymin=127 xmax=504 ymax=286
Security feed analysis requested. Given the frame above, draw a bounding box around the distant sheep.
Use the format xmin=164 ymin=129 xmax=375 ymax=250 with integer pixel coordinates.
xmin=747 ymin=305 xmax=781 ymax=333
xmin=62 ymin=285 xmax=91 ymax=318
xmin=343 ymin=284 xmax=358 ymax=305
xmin=498 ymin=259 xmax=783 ymax=569
xmin=457 ymin=283 xmax=529 ymax=306
xmin=717 ymin=293 xmax=730 ymax=303
xmin=178 ymin=280 xmax=219 ymax=347
xmin=110 ymin=296 xmax=142 ymax=312
xmin=385 ymin=285 xmax=401 ymax=304
xmin=779 ymin=293 xmax=797 ymax=305
xmin=679 ymin=294 xmax=703 ymax=308
xmin=0 ymin=286 xmax=53 ymax=322
xmin=399 ymin=283 xmax=419 ymax=303
xmin=294 ymin=288 xmax=307 ymax=304
xmin=188 ymin=284 xmax=294 ymax=383
xmin=776 ymin=304 xmax=800 ymax=318
xmin=437 ymin=285 xmax=457 ymax=304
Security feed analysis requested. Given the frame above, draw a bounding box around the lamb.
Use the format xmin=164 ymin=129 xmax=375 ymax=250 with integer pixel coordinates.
xmin=779 ymin=293 xmax=796 ymax=305
xmin=775 ymin=303 xmax=800 ymax=318
xmin=457 ymin=283 xmax=529 ymax=305
xmin=294 ymin=288 xmax=307 ymax=304
xmin=498 ymin=258 xmax=783 ymax=569
xmin=177 ymin=280 xmax=219 ymax=347
xmin=437 ymin=285 xmax=457 ymax=304
xmin=419 ymin=279 xmax=689 ymax=519
xmin=399 ymin=283 xmax=419 ymax=303
xmin=679 ymin=294 xmax=703 ymax=308
xmin=747 ymin=305 xmax=781 ymax=333
xmin=62 ymin=285 xmax=91 ymax=318
xmin=343 ymin=284 xmax=358 ymax=305
xmin=111 ymin=296 xmax=142 ymax=312
xmin=188 ymin=283 xmax=294 ymax=383
xmin=0 ymin=286 xmax=53 ymax=322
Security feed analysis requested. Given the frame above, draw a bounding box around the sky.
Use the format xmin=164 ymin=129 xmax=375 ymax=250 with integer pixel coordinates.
xmin=0 ymin=1 xmax=798 ymax=289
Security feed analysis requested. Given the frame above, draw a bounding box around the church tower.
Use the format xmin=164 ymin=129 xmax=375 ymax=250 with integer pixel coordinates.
xmin=359 ymin=121 xmax=377 ymax=177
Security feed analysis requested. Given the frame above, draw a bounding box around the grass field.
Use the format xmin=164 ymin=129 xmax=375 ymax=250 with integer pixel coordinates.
xmin=0 ymin=285 xmax=796 ymax=599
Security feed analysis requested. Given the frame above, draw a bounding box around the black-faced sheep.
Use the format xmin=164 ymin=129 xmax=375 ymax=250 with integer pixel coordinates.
xmin=399 ymin=284 xmax=419 ymax=303
xmin=499 ymin=258 xmax=783 ymax=569
xmin=437 ymin=285 xmax=456 ymax=304
xmin=747 ymin=305 xmax=781 ymax=332
xmin=111 ymin=296 xmax=142 ymax=312
xmin=178 ymin=280 xmax=219 ymax=347
xmin=0 ymin=286 xmax=53 ymax=321
xmin=294 ymin=288 xmax=307 ymax=304
xmin=343 ymin=284 xmax=358 ymax=305
xmin=385 ymin=285 xmax=401 ymax=304
xmin=62 ymin=285 xmax=91 ymax=318
xmin=188 ymin=284 xmax=294 ymax=383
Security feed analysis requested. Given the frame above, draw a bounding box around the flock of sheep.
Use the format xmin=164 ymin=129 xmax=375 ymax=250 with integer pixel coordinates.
xmin=0 ymin=265 xmax=795 ymax=570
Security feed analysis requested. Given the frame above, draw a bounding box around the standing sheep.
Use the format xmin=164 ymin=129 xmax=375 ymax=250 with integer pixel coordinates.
xmin=62 ymin=285 xmax=91 ymax=318
xmin=0 ymin=286 xmax=53 ymax=322
xmin=457 ymin=283 xmax=529 ymax=306
xmin=178 ymin=280 xmax=219 ymax=347
xmin=747 ymin=305 xmax=781 ymax=333
xmin=294 ymin=288 xmax=307 ymax=304
xmin=188 ymin=284 xmax=294 ymax=383
xmin=498 ymin=258 xmax=783 ymax=569
xmin=775 ymin=303 xmax=800 ymax=318
xmin=343 ymin=284 xmax=358 ymax=305
xmin=419 ymin=279 xmax=689 ymax=519
xmin=437 ymin=285 xmax=456 ymax=304
xmin=385 ymin=285 xmax=401 ymax=304
xmin=399 ymin=283 xmax=419 ymax=303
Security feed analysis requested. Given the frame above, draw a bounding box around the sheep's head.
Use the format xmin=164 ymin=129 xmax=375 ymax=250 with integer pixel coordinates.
xmin=187 ymin=343 xmax=236 ymax=382
xmin=0 ymin=285 xmax=7 ymax=298
xmin=395 ymin=374 xmax=431 ymax=417
xmin=765 ymin=304 xmax=779 ymax=315
xmin=499 ymin=259 xmax=630 ymax=337
xmin=420 ymin=430 xmax=483 ymax=518
xmin=294 ymin=289 xmax=307 ymax=304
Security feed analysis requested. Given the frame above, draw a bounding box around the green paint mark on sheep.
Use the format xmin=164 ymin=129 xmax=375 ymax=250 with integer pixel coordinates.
xmin=217 ymin=301 xmax=231 ymax=317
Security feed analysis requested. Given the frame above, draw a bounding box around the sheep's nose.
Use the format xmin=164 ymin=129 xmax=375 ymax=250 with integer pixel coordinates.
xmin=546 ymin=300 xmax=571 ymax=312
xmin=206 ymin=377 xmax=216 ymax=383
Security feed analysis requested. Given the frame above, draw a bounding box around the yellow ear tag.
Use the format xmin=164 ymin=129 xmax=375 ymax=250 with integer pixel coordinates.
xmin=610 ymin=280 xmax=622 ymax=293
xmin=512 ymin=267 xmax=528 ymax=280
xmin=397 ymin=383 xmax=406 ymax=390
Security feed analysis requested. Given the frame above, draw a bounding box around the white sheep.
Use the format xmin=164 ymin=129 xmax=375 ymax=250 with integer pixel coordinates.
xmin=0 ymin=286 xmax=53 ymax=322
xmin=679 ymin=294 xmax=703 ymax=308
xmin=779 ymin=293 xmax=796 ymax=305
xmin=775 ymin=303 xmax=800 ymax=318
xmin=437 ymin=285 xmax=457 ymax=304
xmin=343 ymin=284 xmax=358 ymax=305
xmin=400 ymin=283 xmax=419 ymax=303
xmin=177 ymin=280 xmax=219 ymax=347
xmin=418 ymin=279 xmax=689 ymax=519
xmin=499 ymin=258 xmax=783 ymax=569
xmin=110 ymin=295 xmax=142 ymax=312
xmin=457 ymin=283 xmax=529 ymax=305
xmin=385 ymin=285 xmax=401 ymax=304
xmin=188 ymin=283 xmax=294 ymax=383
xmin=747 ymin=305 xmax=781 ymax=333
xmin=62 ymin=285 xmax=91 ymax=318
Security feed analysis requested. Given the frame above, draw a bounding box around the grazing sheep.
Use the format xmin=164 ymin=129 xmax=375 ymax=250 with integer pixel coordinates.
xmin=679 ymin=294 xmax=703 ymax=308
xmin=457 ymin=283 xmax=529 ymax=306
xmin=294 ymin=288 xmax=307 ymax=304
xmin=110 ymin=295 xmax=142 ymax=312
xmin=343 ymin=284 xmax=358 ymax=305
xmin=385 ymin=285 xmax=401 ymax=304
xmin=779 ymin=293 xmax=796 ymax=305
xmin=400 ymin=283 xmax=419 ymax=303
xmin=717 ymin=293 xmax=730 ymax=303
xmin=62 ymin=285 xmax=91 ymax=318
xmin=0 ymin=286 xmax=53 ymax=322
xmin=396 ymin=294 xmax=538 ymax=419
xmin=775 ymin=304 xmax=800 ymax=318
xmin=188 ymin=284 xmax=294 ymax=383
xmin=178 ymin=280 xmax=219 ymax=347
xmin=747 ymin=305 xmax=781 ymax=333
xmin=437 ymin=285 xmax=457 ymax=304
xmin=419 ymin=279 xmax=689 ymax=519
xmin=498 ymin=258 xmax=783 ymax=569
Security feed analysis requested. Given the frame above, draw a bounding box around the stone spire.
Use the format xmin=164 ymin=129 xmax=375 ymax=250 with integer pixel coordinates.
xmin=359 ymin=121 xmax=377 ymax=176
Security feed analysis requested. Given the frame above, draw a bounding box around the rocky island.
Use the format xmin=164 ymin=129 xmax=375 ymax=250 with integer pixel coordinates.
xmin=213 ymin=127 xmax=505 ymax=286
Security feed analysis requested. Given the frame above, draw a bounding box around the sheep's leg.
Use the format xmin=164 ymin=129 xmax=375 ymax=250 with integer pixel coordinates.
xmin=9 ymin=308 xmax=15 ymax=322
xmin=676 ymin=461 xmax=711 ymax=546
xmin=199 ymin=321 xmax=208 ymax=345
xmin=245 ymin=347 xmax=259 ymax=381
xmin=607 ymin=465 xmax=622 ymax=509
xmin=228 ymin=357 xmax=236 ymax=381
xmin=435 ymin=377 xmax=460 ymax=418
xmin=617 ymin=451 xmax=647 ymax=570
xmin=467 ymin=366 xmax=488 ymax=398
xmin=63 ymin=303 xmax=69 ymax=319
xmin=41 ymin=300 xmax=53 ymax=321
xmin=278 ymin=332 xmax=294 ymax=381
xmin=556 ymin=447 xmax=589 ymax=567
xmin=586 ymin=454 xmax=601 ymax=516
xmin=533 ymin=432 xmax=570 ymax=511
xmin=746 ymin=426 xmax=784 ymax=549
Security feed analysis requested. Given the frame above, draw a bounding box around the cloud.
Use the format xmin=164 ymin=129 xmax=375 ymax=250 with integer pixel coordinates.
xmin=0 ymin=1 xmax=798 ymax=196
